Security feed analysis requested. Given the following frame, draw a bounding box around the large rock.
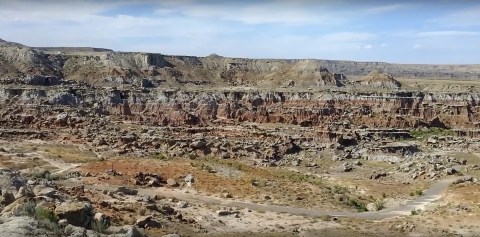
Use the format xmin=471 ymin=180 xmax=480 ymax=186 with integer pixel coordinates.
xmin=366 ymin=202 xmax=378 ymax=212
xmin=54 ymin=202 xmax=88 ymax=227
xmin=167 ymin=178 xmax=178 ymax=187
xmin=445 ymin=167 xmax=458 ymax=175
xmin=104 ymin=225 xmax=144 ymax=237
xmin=0 ymin=216 xmax=43 ymax=237
xmin=135 ymin=215 xmax=152 ymax=228
xmin=64 ymin=224 xmax=87 ymax=237
xmin=1 ymin=191 xmax=15 ymax=206
xmin=190 ymin=140 xmax=207 ymax=149
xmin=33 ymin=186 xmax=56 ymax=198
xmin=184 ymin=174 xmax=194 ymax=183
xmin=94 ymin=212 xmax=109 ymax=228
xmin=116 ymin=186 xmax=138 ymax=195
xmin=22 ymin=75 xmax=60 ymax=86
xmin=14 ymin=187 xmax=34 ymax=199
xmin=124 ymin=225 xmax=145 ymax=237
xmin=1 ymin=197 xmax=33 ymax=216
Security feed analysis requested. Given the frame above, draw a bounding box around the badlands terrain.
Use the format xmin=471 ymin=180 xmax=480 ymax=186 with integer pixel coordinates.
xmin=0 ymin=39 xmax=480 ymax=236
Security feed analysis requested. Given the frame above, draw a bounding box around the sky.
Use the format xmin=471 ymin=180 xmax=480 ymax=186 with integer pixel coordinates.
xmin=1 ymin=0 xmax=480 ymax=64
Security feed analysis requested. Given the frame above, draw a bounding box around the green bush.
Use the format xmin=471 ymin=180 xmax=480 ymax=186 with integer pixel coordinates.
xmin=332 ymin=185 xmax=349 ymax=194
xmin=411 ymin=209 xmax=420 ymax=215
xmin=13 ymin=201 xmax=36 ymax=216
xmin=348 ymin=198 xmax=368 ymax=212
xmin=30 ymin=170 xmax=51 ymax=180
xmin=35 ymin=206 xmax=59 ymax=223
xmin=410 ymin=128 xmax=454 ymax=138
xmin=187 ymin=153 xmax=197 ymax=160
xmin=153 ymin=153 xmax=168 ymax=160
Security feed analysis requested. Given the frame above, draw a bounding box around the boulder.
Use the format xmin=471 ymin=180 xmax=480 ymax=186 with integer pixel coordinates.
xmin=453 ymin=176 xmax=474 ymax=185
xmin=367 ymin=203 xmax=378 ymax=212
xmin=445 ymin=167 xmax=458 ymax=175
xmin=216 ymin=210 xmax=232 ymax=216
xmin=33 ymin=186 xmax=56 ymax=198
xmin=1 ymin=191 xmax=15 ymax=206
xmin=104 ymin=225 xmax=144 ymax=237
xmin=184 ymin=174 xmax=194 ymax=183
xmin=14 ymin=187 xmax=34 ymax=199
xmin=94 ymin=212 xmax=109 ymax=227
xmin=343 ymin=163 xmax=353 ymax=172
xmin=370 ymin=171 xmax=387 ymax=180
xmin=0 ymin=216 xmax=41 ymax=237
xmin=54 ymin=202 xmax=88 ymax=227
xmin=1 ymin=197 xmax=32 ymax=216
xmin=161 ymin=205 xmax=175 ymax=215
xmin=64 ymin=224 xmax=87 ymax=237
xmin=167 ymin=178 xmax=178 ymax=187
xmin=124 ymin=225 xmax=145 ymax=237
xmin=135 ymin=215 xmax=152 ymax=228
xmin=190 ymin=140 xmax=207 ymax=149
xmin=116 ymin=186 xmax=138 ymax=195
xmin=147 ymin=178 xmax=161 ymax=187
xmin=177 ymin=201 xmax=188 ymax=208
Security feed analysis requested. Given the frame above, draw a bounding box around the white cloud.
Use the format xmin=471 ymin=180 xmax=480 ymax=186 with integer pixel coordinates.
xmin=365 ymin=3 xmax=417 ymax=14
xmin=364 ymin=44 xmax=373 ymax=49
xmin=321 ymin=32 xmax=376 ymax=42
xmin=0 ymin=0 xmax=116 ymax=23
xmin=154 ymin=1 xmax=345 ymax=25
xmin=416 ymin=31 xmax=480 ymax=37
xmin=430 ymin=7 xmax=480 ymax=28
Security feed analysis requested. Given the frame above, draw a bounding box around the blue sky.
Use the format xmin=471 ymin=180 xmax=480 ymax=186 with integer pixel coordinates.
xmin=1 ymin=0 xmax=480 ymax=64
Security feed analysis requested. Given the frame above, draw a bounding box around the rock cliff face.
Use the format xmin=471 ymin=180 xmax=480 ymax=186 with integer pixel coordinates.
xmin=1 ymin=41 xmax=344 ymax=87
xmin=1 ymin=40 xmax=480 ymax=152
xmin=0 ymin=87 xmax=479 ymax=129
xmin=2 ymin=40 xmax=480 ymax=88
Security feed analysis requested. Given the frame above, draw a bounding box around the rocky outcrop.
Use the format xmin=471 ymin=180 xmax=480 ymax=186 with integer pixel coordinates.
xmin=54 ymin=202 xmax=90 ymax=227
xmin=360 ymin=70 xmax=402 ymax=89
xmin=2 ymin=40 xmax=480 ymax=88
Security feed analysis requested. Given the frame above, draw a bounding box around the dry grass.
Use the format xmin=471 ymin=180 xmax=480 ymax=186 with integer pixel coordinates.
xmin=0 ymin=155 xmax=48 ymax=170
xmin=41 ymin=144 xmax=97 ymax=163
xmin=78 ymin=156 xmax=374 ymax=210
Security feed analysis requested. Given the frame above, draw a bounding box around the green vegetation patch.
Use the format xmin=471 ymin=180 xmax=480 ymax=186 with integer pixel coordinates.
xmin=410 ymin=127 xmax=455 ymax=138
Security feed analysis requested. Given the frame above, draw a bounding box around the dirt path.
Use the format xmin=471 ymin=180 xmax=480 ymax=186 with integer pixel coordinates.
xmin=55 ymin=175 xmax=466 ymax=220
xmin=37 ymin=151 xmax=80 ymax=174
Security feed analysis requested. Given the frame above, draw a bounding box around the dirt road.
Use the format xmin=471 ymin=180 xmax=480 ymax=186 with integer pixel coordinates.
xmin=56 ymin=175 xmax=466 ymax=220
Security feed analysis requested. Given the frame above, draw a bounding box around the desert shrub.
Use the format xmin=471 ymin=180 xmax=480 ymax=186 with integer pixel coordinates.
xmin=48 ymin=173 xmax=66 ymax=181
xmin=30 ymin=169 xmax=51 ymax=180
xmin=13 ymin=201 xmax=36 ymax=216
xmin=411 ymin=209 xmax=421 ymax=215
xmin=35 ymin=206 xmax=59 ymax=223
xmin=348 ymin=198 xmax=368 ymax=212
xmin=375 ymin=199 xmax=386 ymax=210
xmin=187 ymin=153 xmax=197 ymax=160
xmin=332 ymin=185 xmax=349 ymax=194
xmin=410 ymin=128 xmax=454 ymax=138
xmin=153 ymin=153 xmax=168 ymax=160
xmin=38 ymin=219 xmax=62 ymax=236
